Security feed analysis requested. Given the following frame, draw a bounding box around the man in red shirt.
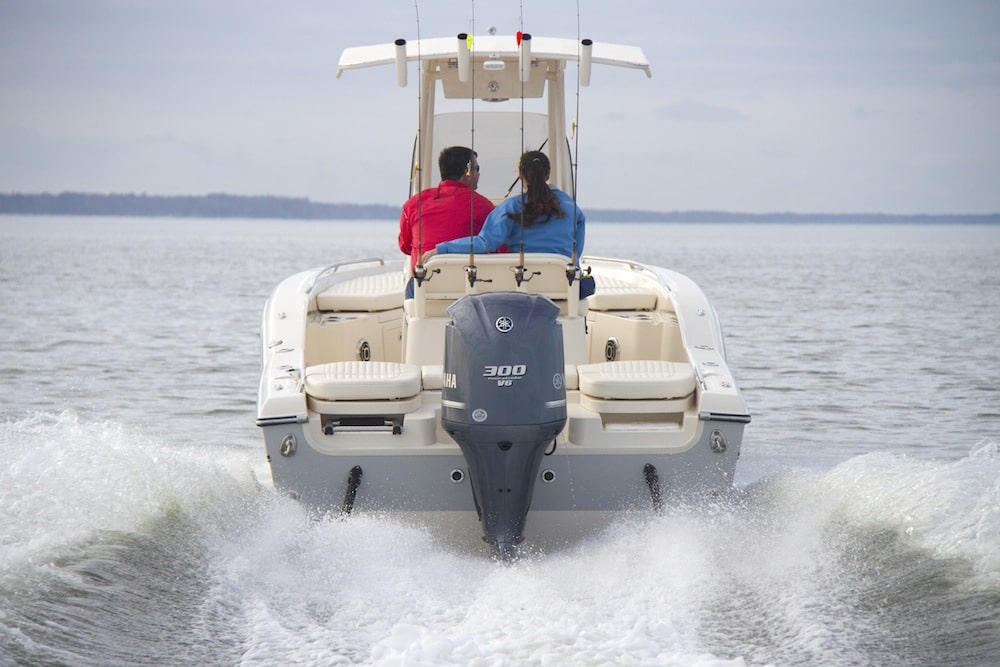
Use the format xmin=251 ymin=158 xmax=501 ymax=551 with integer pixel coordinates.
xmin=399 ymin=146 xmax=495 ymax=282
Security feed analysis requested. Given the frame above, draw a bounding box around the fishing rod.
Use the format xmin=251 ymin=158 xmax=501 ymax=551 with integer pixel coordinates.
xmin=464 ymin=1 xmax=478 ymax=288
xmin=567 ymin=0 xmax=589 ymax=288
xmin=571 ymin=2 xmax=582 ymax=267
xmin=514 ymin=3 xmax=529 ymax=286
xmin=411 ymin=0 xmax=429 ymax=288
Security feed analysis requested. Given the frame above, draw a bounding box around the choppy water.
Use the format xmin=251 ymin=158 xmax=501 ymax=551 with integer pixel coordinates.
xmin=1 ymin=216 xmax=998 ymax=666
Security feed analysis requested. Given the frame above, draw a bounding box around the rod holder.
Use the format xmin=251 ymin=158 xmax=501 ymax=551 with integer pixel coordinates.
xmin=580 ymin=38 xmax=593 ymax=86
xmin=519 ymin=33 xmax=532 ymax=83
xmin=394 ymin=38 xmax=407 ymax=87
xmin=457 ymin=33 xmax=470 ymax=82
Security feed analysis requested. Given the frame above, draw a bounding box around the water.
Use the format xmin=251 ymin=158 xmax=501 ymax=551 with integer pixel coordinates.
xmin=1 ymin=216 xmax=998 ymax=666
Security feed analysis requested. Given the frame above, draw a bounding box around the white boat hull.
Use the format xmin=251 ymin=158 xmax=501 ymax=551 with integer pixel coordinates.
xmin=257 ymin=255 xmax=749 ymax=554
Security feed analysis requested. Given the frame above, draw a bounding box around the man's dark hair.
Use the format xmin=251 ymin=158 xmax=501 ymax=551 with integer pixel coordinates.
xmin=438 ymin=146 xmax=476 ymax=181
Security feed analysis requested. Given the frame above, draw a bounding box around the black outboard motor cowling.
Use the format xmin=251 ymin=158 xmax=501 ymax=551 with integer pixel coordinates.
xmin=442 ymin=292 xmax=567 ymax=559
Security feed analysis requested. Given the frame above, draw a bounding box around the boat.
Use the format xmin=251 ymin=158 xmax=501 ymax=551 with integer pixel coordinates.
xmin=256 ymin=29 xmax=751 ymax=558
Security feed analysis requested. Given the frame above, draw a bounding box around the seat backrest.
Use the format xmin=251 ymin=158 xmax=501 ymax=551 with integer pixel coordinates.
xmin=411 ymin=253 xmax=581 ymax=318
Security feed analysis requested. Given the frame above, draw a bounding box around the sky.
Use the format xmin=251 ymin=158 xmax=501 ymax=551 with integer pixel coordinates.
xmin=1 ymin=0 xmax=998 ymax=214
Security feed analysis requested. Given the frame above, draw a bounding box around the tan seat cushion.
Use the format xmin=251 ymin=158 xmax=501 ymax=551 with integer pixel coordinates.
xmin=577 ymin=360 xmax=696 ymax=399
xmin=304 ymin=361 xmax=421 ymax=401
xmin=316 ymin=272 xmax=403 ymax=312
xmin=586 ymin=274 xmax=658 ymax=311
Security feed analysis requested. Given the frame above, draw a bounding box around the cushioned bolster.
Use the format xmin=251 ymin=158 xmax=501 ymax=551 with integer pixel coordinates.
xmin=577 ymin=360 xmax=696 ymax=400
xmin=316 ymin=272 xmax=403 ymax=311
xmin=304 ymin=361 xmax=421 ymax=400
xmin=421 ymin=365 xmax=443 ymax=390
xmin=586 ymin=275 xmax=658 ymax=311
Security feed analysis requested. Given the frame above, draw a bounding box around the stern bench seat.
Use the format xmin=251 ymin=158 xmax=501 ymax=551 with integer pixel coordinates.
xmin=576 ymin=359 xmax=696 ymax=413
xmin=586 ymin=274 xmax=658 ymax=311
xmin=304 ymin=362 xmax=421 ymax=431
xmin=316 ymin=272 xmax=404 ymax=312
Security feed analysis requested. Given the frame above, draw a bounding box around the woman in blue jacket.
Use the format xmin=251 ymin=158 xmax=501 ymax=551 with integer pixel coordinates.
xmin=421 ymin=151 xmax=590 ymax=297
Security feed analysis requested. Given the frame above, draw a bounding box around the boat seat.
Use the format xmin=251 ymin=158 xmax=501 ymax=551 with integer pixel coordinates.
xmin=305 ymin=361 xmax=420 ymax=400
xmin=304 ymin=361 xmax=422 ymax=433
xmin=576 ymin=359 xmax=696 ymax=413
xmin=316 ymin=272 xmax=404 ymax=312
xmin=406 ymin=253 xmax=583 ymax=318
xmin=586 ymin=274 xmax=658 ymax=311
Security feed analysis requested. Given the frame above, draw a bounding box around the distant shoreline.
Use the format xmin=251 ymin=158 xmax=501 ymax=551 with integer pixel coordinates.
xmin=1 ymin=192 xmax=997 ymax=224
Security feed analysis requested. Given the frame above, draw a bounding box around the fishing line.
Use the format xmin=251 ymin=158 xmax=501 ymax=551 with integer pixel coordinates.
xmin=412 ymin=0 xmax=427 ymax=286
xmin=516 ymin=1 xmax=527 ymax=284
xmin=519 ymin=0 xmax=526 ymax=160
xmin=465 ymin=1 xmax=477 ymax=281
xmin=570 ymin=0 xmax=582 ymax=273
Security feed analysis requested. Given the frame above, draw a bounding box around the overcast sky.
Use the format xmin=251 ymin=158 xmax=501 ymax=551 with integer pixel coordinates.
xmin=2 ymin=1 xmax=998 ymax=214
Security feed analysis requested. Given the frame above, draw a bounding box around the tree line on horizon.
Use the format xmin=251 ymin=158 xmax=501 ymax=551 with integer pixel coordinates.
xmin=1 ymin=192 xmax=996 ymax=224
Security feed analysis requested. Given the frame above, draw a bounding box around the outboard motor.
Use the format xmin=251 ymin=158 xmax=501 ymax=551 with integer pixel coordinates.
xmin=442 ymin=292 xmax=567 ymax=559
